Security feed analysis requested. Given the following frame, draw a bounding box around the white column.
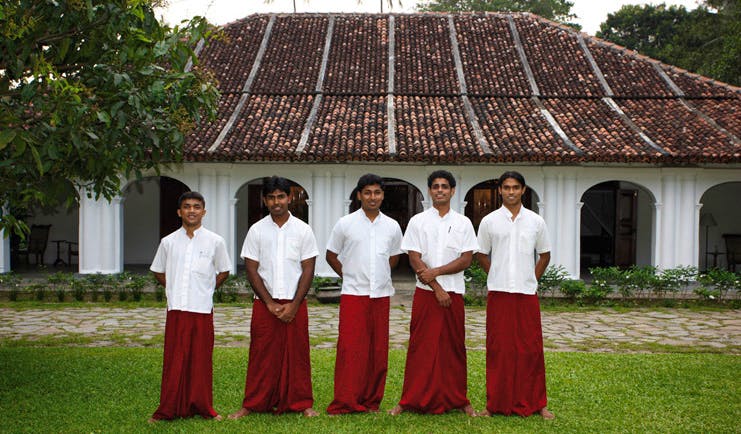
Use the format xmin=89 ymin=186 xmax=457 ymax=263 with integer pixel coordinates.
xmin=653 ymin=202 xmax=663 ymax=269
xmin=0 ymin=227 xmax=10 ymax=273
xmin=677 ymin=175 xmax=697 ymax=267
xmin=660 ymin=175 xmax=678 ymax=269
xmin=574 ymin=202 xmax=584 ymax=279
xmin=312 ymin=171 xmax=332 ymax=276
xmin=229 ymin=198 xmax=238 ymax=274
xmin=557 ymin=175 xmax=577 ymax=277
xmin=79 ymin=193 xmax=123 ymax=274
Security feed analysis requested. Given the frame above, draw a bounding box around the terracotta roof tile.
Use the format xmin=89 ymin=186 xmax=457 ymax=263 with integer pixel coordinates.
xmin=691 ymin=98 xmax=741 ymax=138
xmin=304 ymin=95 xmax=388 ymax=161
xmin=395 ymin=96 xmax=481 ymax=161
xmin=215 ymin=95 xmax=314 ymax=161
xmin=454 ymin=15 xmax=531 ymax=96
xmin=618 ymin=99 xmax=739 ymax=162
xmin=184 ymin=13 xmax=741 ymax=165
xmin=394 ymin=16 xmax=459 ymax=94
xmin=587 ymin=41 xmax=673 ymax=97
xmin=514 ymin=15 xmax=603 ymax=97
xmin=199 ymin=16 xmax=270 ymax=93
xmin=543 ymin=98 xmax=665 ymax=162
xmin=251 ymin=16 xmax=328 ymax=94
xmin=324 ymin=16 xmax=388 ymax=94
xmin=470 ymin=97 xmax=577 ymax=162
xmin=185 ymin=92 xmax=243 ymax=159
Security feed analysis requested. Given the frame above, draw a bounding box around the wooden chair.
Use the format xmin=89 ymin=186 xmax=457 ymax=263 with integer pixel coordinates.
xmin=723 ymin=234 xmax=741 ymax=273
xmin=17 ymin=224 xmax=52 ymax=266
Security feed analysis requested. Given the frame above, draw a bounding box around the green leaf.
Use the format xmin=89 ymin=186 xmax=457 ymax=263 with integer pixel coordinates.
xmin=97 ymin=111 xmax=111 ymax=125
xmin=0 ymin=130 xmax=16 ymax=150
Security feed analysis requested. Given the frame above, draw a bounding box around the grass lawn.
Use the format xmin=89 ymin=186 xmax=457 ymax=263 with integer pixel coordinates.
xmin=0 ymin=348 xmax=738 ymax=433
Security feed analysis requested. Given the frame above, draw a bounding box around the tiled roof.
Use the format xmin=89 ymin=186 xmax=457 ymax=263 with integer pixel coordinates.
xmin=186 ymin=13 xmax=741 ymax=164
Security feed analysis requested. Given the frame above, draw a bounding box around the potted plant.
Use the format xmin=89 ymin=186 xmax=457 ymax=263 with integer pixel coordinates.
xmin=312 ymin=276 xmax=342 ymax=304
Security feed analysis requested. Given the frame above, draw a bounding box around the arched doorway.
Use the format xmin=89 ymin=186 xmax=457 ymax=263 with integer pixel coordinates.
xmin=122 ymin=176 xmax=190 ymax=266
xmin=348 ymin=178 xmax=423 ymax=233
xmin=235 ymin=177 xmax=309 ymax=264
xmin=699 ymin=182 xmax=741 ymax=271
xmin=464 ymin=179 xmax=539 ymax=231
xmin=9 ymin=181 xmax=79 ymax=271
xmin=580 ymin=181 xmax=654 ymax=269
xmin=348 ymin=178 xmax=423 ymax=276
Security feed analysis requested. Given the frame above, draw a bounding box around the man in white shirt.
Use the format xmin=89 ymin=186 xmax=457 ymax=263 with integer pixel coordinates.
xmin=389 ymin=170 xmax=478 ymax=416
xmin=325 ymin=174 xmax=403 ymax=415
xmin=149 ymin=191 xmax=231 ymax=422
xmin=475 ymin=171 xmax=554 ymax=419
xmin=229 ymin=176 xmax=319 ymax=418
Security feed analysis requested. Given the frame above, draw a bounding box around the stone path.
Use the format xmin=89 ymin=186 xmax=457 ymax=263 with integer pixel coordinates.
xmin=1 ymin=304 xmax=739 ymax=353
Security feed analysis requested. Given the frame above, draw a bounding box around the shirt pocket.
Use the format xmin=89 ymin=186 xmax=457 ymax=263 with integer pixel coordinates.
xmin=193 ymin=250 xmax=214 ymax=277
xmin=285 ymin=236 xmax=301 ymax=261
xmin=445 ymin=228 xmax=466 ymax=254
xmin=518 ymin=230 xmax=537 ymax=255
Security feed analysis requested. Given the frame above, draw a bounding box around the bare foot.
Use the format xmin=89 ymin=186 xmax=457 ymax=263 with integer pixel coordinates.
xmin=303 ymin=408 xmax=319 ymax=417
xmin=387 ymin=405 xmax=403 ymax=416
xmin=461 ymin=404 xmax=476 ymax=416
xmin=475 ymin=409 xmax=492 ymax=417
xmin=213 ymin=414 xmax=223 ymax=421
xmin=228 ymin=408 xmax=251 ymax=420
xmin=539 ymin=407 xmax=555 ymax=420
xmin=147 ymin=417 xmax=158 ymax=424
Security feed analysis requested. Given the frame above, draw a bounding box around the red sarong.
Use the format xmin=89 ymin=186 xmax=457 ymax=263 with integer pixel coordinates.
xmin=327 ymin=295 xmax=390 ymax=414
xmin=398 ymin=288 xmax=470 ymax=414
xmin=240 ymin=299 xmax=313 ymax=413
xmin=152 ymin=310 xmax=218 ymax=420
xmin=486 ymin=291 xmax=547 ymax=416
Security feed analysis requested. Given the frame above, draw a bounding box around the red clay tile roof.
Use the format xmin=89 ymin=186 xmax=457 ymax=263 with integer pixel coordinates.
xmin=187 ymin=13 xmax=741 ymax=165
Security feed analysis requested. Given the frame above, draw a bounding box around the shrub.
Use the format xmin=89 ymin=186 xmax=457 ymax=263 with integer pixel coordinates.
xmin=697 ymin=268 xmax=739 ymax=302
xmin=126 ymin=275 xmax=148 ymax=302
xmin=55 ymin=288 xmax=66 ymax=302
xmin=30 ymin=284 xmax=46 ymax=301
xmin=47 ymin=271 xmax=74 ymax=286
xmin=619 ymin=266 xmax=656 ymax=299
xmin=70 ymin=279 xmax=88 ymax=302
xmin=560 ymin=279 xmax=586 ymax=301
xmin=8 ymin=287 xmax=20 ymax=301
xmin=538 ymin=265 xmax=569 ymax=297
xmin=0 ymin=272 xmax=22 ymax=290
xmin=216 ymin=274 xmax=244 ymax=303
xmin=464 ymin=260 xmax=488 ymax=304
xmin=651 ymin=266 xmax=697 ymax=299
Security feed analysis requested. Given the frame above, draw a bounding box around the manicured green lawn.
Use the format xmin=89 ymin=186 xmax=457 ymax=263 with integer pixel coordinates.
xmin=0 ymin=348 xmax=738 ymax=433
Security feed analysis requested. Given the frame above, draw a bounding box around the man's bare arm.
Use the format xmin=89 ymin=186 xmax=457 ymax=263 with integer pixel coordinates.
xmin=326 ymin=250 xmax=343 ymax=278
xmin=245 ymin=258 xmax=283 ymax=318
xmin=475 ymin=252 xmax=491 ymax=275
xmin=215 ymin=271 xmax=229 ymax=289
xmin=277 ymin=256 xmax=317 ymax=323
xmin=152 ymin=272 xmax=166 ymax=287
xmin=408 ymin=250 xmax=451 ymax=308
xmin=535 ymin=252 xmax=551 ymax=281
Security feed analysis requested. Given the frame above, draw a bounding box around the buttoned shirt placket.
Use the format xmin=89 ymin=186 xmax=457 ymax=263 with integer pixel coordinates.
xmin=179 ymin=234 xmax=194 ymax=308
xmin=507 ymin=212 xmax=519 ymax=292
xmin=368 ymin=215 xmax=377 ymax=297
xmin=274 ymin=221 xmax=286 ymax=296
xmin=434 ymin=212 xmax=450 ymax=268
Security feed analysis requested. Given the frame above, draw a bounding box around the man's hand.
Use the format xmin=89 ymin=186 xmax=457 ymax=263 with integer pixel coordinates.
xmin=434 ymin=288 xmax=452 ymax=308
xmin=276 ymin=301 xmax=299 ymax=323
xmin=417 ymin=267 xmax=439 ymax=285
xmin=267 ymin=301 xmax=285 ymax=318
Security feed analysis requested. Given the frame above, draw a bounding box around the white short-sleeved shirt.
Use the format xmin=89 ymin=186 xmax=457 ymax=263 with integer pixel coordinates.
xmin=327 ymin=209 xmax=403 ymax=298
xmin=401 ymin=207 xmax=479 ymax=294
xmin=150 ymin=226 xmax=232 ymax=314
xmin=477 ymin=206 xmax=551 ymax=295
xmin=241 ymin=213 xmax=319 ymax=300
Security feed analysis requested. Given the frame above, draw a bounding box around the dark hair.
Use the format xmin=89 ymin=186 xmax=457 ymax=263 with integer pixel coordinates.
xmin=356 ymin=174 xmax=385 ymax=193
xmin=427 ymin=170 xmax=456 ymax=188
xmin=262 ymin=176 xmax=292 ymax=196
xmin=498 ymin=171 xmax=526 ymax=187
xmin=178 ymin=191 xmax=204 ymax=207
